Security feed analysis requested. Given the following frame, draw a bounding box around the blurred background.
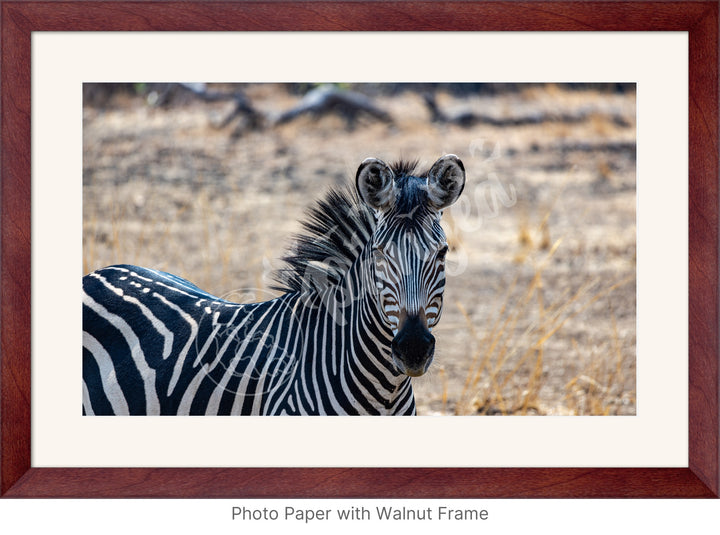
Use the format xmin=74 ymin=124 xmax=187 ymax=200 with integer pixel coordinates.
xmin=83 ymin=82 xmax=636 ymax=415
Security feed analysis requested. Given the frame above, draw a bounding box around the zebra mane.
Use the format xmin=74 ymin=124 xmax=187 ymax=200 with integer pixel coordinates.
xmin=272 ymin=161 xmax=422 ymax=294
xmin=271 ymin=186 xmax=375 ymax=294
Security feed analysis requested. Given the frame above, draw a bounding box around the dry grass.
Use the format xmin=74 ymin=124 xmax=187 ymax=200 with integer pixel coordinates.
xmin=451 ymin=195 xmax=635 ymax=416
xmin=563 ymin=308 xmax=636 ymax=415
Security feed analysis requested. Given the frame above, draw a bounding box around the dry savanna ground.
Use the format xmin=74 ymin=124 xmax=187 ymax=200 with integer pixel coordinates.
xmin=83 ymin=83 xmax=636 ymax=415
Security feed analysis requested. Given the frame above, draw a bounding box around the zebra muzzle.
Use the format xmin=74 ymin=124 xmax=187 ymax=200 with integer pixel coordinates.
xmin=391 ymin=314 xmax=435 ymax=377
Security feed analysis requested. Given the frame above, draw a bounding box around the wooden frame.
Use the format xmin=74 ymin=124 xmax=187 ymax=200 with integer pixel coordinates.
xmin=1 ymin=0 xmax=717 ymax=498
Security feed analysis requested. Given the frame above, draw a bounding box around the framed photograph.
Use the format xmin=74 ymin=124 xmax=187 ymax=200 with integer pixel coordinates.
xmin=1 ymin=1 xmax=717 ymax=498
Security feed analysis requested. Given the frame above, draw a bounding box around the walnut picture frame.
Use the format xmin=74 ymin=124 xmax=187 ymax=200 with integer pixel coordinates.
xmin=1 ymin=0 xmax=717 ymax=498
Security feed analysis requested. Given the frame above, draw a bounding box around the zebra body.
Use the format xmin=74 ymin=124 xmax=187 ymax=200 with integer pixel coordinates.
xmin=82 ymin=155 xmax=465 ymax=415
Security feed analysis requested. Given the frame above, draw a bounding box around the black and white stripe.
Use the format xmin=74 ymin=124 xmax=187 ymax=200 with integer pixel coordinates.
xmin=82 ymin=155 xmax=465 ymax=415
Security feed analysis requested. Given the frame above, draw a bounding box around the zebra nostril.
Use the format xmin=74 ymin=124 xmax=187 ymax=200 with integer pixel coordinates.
xmin=426 ymin=335 xmax=435 ymax=357
xmin=391 ymin=315 xmax=436 ymax=376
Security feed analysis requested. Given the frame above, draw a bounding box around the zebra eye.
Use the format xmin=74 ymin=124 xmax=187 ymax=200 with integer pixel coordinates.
xmin=372 ymin=247 xmax=387 ymax=265
xmin=437 ymin=244 xmax=449 ymax=260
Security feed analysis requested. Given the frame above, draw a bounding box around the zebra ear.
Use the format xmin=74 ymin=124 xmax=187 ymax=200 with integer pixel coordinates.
xmin=426 ymin=154 xmax=465 ymax=210
xmin=356 ymin=158 xmax=396 ymax=211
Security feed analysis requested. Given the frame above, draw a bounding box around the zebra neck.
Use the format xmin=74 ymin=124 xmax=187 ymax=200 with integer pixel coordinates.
xmin=286 ymin=286 xmax=412 ymax=414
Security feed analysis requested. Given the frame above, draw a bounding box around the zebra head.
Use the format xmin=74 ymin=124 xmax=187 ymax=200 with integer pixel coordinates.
xmin=356 ymin=154 xmax=465 ymax=377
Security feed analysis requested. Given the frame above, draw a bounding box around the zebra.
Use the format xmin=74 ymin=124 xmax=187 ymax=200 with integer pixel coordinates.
xmin=82 ymin=154 xmax=466 ymax=415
